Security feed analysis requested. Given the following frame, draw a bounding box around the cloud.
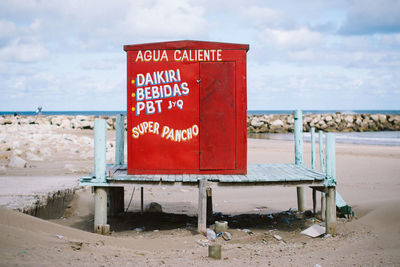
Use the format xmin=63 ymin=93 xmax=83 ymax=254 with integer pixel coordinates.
xmin=120 ymin=0 xmax=207 ymax=40
xmin=243 ymin=6 xmax=281 ymax=26
xmin=259 ymin=27 xmax=323 ymax=50
xmin=0 ymin=39 xmax=48 ymax=62
xmin=80 ymin=59 xmax=119 ymax=70
xmin=339 ymin=0 xmax=400 ymax=35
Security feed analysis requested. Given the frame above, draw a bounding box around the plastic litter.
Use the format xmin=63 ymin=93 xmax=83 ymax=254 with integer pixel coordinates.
xmin=300 ymin=224 xmax=326 ymax=238
xmin=206 ymin=228 xmax=216 ymax=241
xmin=56 ymin=234 xmax=64 ymax=239
xmin=222 ymin=232 xmax=232 ymax=241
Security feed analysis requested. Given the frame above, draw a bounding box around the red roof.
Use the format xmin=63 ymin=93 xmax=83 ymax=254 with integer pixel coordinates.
xmin=124 ymin=40 xmax=249 ymax=51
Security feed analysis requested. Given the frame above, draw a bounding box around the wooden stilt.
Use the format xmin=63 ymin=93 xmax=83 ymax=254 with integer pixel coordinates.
xmin=140 ymin=187 xmax=144 ymax=214
xmin=326 ymin=186 xmax=336 ymax=235
xmin=206 ymin=187 xmax=213 ymax=219
xmin=312 ymin=188 xmax=317 ymax=214
xmin=94 ymin=187 xmax=107 ymax=234
xmin=108 ymin=187 xmax=124 ymax=216
xmin=297 ymin=187 xmax=306 ymax=212
xmin=294 ymin=110 xmax=305 ymax=212
xmin=321 ymin=192 xmax=326 ymax=220
xmin=198 ymin=179 xmax=207 ymax=234
xmin=325 ymin=133 xmax=336 ymax=233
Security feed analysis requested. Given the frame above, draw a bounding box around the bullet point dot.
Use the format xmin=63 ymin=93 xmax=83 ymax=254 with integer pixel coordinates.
xmin=131 ymin=80 xmax=135 ymax=84
xmin=131 ymin=93 xmax=135 ymax=97
xmin=132 ymin=107 xmax=135 ymax=112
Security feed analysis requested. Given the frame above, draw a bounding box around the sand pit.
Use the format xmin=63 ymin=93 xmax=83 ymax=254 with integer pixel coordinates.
xmin=1 ymin=124 xmax=400 ymax=266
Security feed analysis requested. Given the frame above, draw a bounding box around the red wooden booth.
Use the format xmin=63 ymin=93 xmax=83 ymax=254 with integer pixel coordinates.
xmin=124 ymin=40 xmax=249 ymax=175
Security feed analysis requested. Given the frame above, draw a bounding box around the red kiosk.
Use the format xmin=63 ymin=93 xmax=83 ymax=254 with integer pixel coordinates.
xmin=124 ymin=40 xmax=249 ymax=174
xmin=80 ymin=40 xmax=338 ymax=237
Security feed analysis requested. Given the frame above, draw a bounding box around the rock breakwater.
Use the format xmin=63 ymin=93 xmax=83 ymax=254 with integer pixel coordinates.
xmin=247 ymin=113 xmax=400 ymax=133
xmin=0 ymin=113 xmax=399 ymax=133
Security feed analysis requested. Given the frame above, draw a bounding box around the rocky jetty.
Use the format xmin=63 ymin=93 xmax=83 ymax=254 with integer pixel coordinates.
xmin=247 ymin=113 xmax=400 ymax=133
xmin=0 ymin=115 xmax=119 ymax=130
xmin=0 ymin=113 xmax=399 ymax=133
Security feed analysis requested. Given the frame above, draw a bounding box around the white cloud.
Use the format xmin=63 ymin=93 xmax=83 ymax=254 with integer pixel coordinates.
xmin=0 ymin=39 xmax=48 ymax=62
xmin=0 ymin=20 xmax=17 ymax=41
xmin=120 ymin=0 xmax=206 ymax=40
xmin=80 ymin=59 xmax=118 ymax=70
xmin=243 ymin=6 xmax=281 ymax=26
xmin=259 ymin=27 xmax=323 ymax=50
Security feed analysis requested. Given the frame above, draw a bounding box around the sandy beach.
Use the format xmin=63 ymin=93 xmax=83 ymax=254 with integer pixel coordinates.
xmin=1 ymin=123 xmax=400 ymax=266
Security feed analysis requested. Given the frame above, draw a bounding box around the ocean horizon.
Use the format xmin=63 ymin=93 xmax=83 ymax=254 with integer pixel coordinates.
xmin=1 ymin=109 xmax=400 ymax=116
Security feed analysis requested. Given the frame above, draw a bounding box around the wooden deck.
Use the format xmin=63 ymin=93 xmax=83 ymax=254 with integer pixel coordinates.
xmin=81 ymin=112 xmax=339 ymax=236
xmin=79 ymin=163 xmax=327 ymax=186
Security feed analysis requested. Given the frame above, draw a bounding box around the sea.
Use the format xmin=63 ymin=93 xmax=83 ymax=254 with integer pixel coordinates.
xmin=1 ymin=110 xmax=400 ymax=146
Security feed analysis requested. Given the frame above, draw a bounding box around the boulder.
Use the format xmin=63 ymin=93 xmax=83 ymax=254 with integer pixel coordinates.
xmin=60 ymin=119 xmax=71 ymax=129
xmin=370 ymin=114 xmax=379 ymax=122
xmin=81 ymin=120 xmax=94 ymax=129
xmin=8 ymin=156 xmax=28 ymax=168
xmin=324 ymin=115 xmax=333 ymax=122
xmin=270 ymin=119 xmax=284 ymax=127
xmin=76 ymin=115 xmax=86 ymax=121
xmin=344 ymin=115 xmax=354 ymax=123
xmin=377 ymin=114 xmax=386 ymax=123
xmin=250 ymin=118 xmax=264 ymax=127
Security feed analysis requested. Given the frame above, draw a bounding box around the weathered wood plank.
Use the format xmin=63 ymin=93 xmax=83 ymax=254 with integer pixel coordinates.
xmin=198 ymin=179 xmax=207 ymax=234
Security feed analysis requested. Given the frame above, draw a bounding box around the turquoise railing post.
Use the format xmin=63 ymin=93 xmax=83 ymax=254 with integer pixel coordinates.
xmin=319 ymin=130 xmax=326 ymax=220
xmin=294 ymin=110 xmax=304 ymax=165
xmin=294 ymin=110 xmax=305 ymax=212
xmin=311 ymin=127 xmax=317 ymax=214
xmin=94 ymin=119 xmax=107 ymax=183
xmin=115 ymin=114 xmax=125 ymax=166
xmin=318 ymin=130 xmax=325 ymax=173
xmin=326 ymin=133 xmax=336 ymax=184
xmin=311 ymin=127 xmax=316 ymax=169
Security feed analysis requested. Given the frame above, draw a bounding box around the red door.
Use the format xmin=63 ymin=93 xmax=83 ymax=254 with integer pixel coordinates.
xmin=199 ymin=62 xmax=236 ymax=170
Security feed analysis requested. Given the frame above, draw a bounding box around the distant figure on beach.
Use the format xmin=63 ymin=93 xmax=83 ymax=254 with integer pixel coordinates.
xmin=36 ymin=106 xmax=42 ymax=116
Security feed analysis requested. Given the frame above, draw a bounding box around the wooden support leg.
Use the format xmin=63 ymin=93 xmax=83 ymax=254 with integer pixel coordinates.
xmin=206 ymin=187 xmax=213 ymax=219
xmin=312 ymin=188 xmax=317 ymax=214
xmin=326 ymin=187 xmax=336 ymax=235
xmin=140 ymin=187 xmax=144 ymax=214
xmin=321 ymin=192 xmax=326 ymax=221
xmin=198 ymin=180 xmax=207 ymax=234
xmin=108 ymin=187 xmax=124 ymax=216
xmin=94 ymin=187 xmax=108 ymax=234
xmin=297 ymin=186 xmax=306 ymax=212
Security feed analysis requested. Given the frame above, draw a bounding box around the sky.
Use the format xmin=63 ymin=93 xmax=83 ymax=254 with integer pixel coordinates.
xmin=0 ymin=0 xmax=400 ymax=111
